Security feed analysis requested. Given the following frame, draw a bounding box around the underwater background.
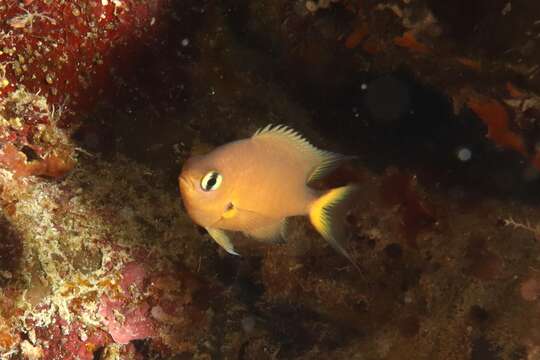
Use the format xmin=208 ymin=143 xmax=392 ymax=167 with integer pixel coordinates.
xmin=1 ymin=0 xmax=540 ymax=359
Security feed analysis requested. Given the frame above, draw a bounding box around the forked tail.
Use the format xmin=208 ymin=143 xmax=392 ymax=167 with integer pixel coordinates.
xmin=308 ymin=185 xmax=362 ymax=272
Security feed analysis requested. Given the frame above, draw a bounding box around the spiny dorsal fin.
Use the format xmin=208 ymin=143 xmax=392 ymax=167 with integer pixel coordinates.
xmin=254 ymin=124 xmax=356 ymax=184
xmin=252 ymin=124 xmax=321 ymax=154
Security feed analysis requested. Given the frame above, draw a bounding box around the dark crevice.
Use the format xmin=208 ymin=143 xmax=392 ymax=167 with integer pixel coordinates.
xmin=20 ymin=145 xmax=41 ymax=162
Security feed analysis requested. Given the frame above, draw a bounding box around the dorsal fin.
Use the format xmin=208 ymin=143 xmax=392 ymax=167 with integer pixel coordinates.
xmin=252 ymin=124 xmax=321 ymax=155
xmin=307 ymin=153 xmax=358 ymax=185
xmin=253 ymin=124 xmax=356 ymax=184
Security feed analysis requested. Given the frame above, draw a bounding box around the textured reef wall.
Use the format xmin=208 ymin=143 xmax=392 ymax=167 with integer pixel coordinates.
xmin=1 ymin=0 xmax=540 ymax=359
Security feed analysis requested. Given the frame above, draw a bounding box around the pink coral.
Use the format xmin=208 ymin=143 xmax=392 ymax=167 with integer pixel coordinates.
xmin=120 ymin=262 xmax=146 ymax=293
xmin=98 ymin=262 xmax=155 ymax=344
xmin=36 ymin=319 xmax=109 ymax=360
xmin=99 ymin=297 xmax=155 ymax=344
xmin=521 ymin=275 xmax=540 ymax=302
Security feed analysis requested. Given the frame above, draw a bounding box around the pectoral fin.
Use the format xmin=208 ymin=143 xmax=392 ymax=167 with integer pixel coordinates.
xmin=206 ymin=227 xmax=239 ymax=256
xmin=222 ymin=203 xmax=238 ymax=219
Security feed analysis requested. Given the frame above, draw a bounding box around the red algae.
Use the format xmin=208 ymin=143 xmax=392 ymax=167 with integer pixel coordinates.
xmin=0 ymin=143 xmax=74 ymax=178
xmin=455 ymin=57 xmax=482 ymax=71
xmin=380 ymin=169 xmax=435 ymax=249
xmin=345 ymin=22 xmax=369 ymax=49
xmin=98 ymin=261 xmax=156 ymax=344
xmin=0 ymin=0 xmax=170 ymax=117
xmin=0 ymin=0 xmax=173 ymax=178
xmin=467 ymin=97 xmax=527 ymax=156
xmin=521 ymin=277 xmax=540 ymax=302
xmin=99 ymin=296 xmax=155 ymax=345
xmin=35 ymin=319 xmax=110 ymax=360
xmin=393 ymin=31 xmax=431 ymax=55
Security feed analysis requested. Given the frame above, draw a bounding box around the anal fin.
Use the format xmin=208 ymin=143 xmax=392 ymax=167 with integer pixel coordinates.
xmin=245 ymin=218 xmax=288 ymax=244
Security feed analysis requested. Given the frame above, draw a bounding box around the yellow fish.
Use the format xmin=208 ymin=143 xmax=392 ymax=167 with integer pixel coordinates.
xmin=179 ymin=124 xmax=360 ymax=269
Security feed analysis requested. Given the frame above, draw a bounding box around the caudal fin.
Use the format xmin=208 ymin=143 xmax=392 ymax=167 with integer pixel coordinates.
xmin=308 ymin=185 xmax=362 ymax=272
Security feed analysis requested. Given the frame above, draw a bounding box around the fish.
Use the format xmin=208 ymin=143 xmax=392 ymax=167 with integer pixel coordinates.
xmin=178 ymin=124 xmax=360 ymax=270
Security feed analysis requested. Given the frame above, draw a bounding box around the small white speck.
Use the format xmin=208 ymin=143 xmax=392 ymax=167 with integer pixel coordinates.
xmin=404 ymin=293 xmax=414 ymax=304
xmin=457 ymin=147 xmax=472 ymax=162
xmin=360 ymin=83 xmax=368 ymax=90
xmin=150 ymin=17 xmax=155 ymax=26
xmin=28 ymin=328 xmax=37 ymax=344
xmin=79 ymin=329 xmax=88 ymax=342
xmin=181 ymin=38 xmax=189 ymax=47
xmin=61 ymin=325 xmax=70 ymax=336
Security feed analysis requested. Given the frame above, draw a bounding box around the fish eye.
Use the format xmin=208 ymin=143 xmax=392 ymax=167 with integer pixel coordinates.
xmin=200 ymin=171 xmax=222 ymax=192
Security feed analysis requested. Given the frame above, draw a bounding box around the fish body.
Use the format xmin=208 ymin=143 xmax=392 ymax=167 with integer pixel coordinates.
xmin=179 ymin=124 xmax=359 ymax=269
